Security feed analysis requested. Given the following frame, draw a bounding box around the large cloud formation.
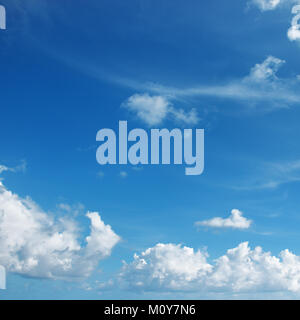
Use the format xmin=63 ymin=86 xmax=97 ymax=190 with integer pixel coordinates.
xmin=119 ymin=242 xmax=300 ymax=294
xmin=0 ymin=181 xmax=120 ymax=280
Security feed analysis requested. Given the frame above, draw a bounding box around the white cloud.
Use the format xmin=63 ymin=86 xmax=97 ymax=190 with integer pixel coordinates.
xmin=122 ymin=93 xmax=199 ymax=126
xmin=119 ymin=243 xmax=212 ymax=292
xmin=0 ymin=161 xmax=27 ymax=175
xmin=251 ymin=0 xmax=282 ymax=11
xmin=0 ymin=265 xmax=5 ymax=289
xmin=57 ymin=203 xmax=72 ymax=212
xmin=60 ymin=53 xmax=300 ymax=113
xmin=123 ymin=94 xmax=169 ymax=126
xmin=233 ymin=159 xmax=300 ymax=190
xmin=288 ymin=4 xmax=300 ymax=41
xmin=0 ymin=181 xmax=120 ymax=280
xmin=195 ymin=209 xmax=252 ymax=230
xmin=132 ymin=56 xmax=300 ymax=110
xmin=119 ymin=241 xmax=300 ymax=294
xmin=0 ymin=165 xmax=9 ymax=175
xmin=169 ymin=107 xmax=199 ymax=126
xmin=246 ymin=56 xmax=285 ymax=82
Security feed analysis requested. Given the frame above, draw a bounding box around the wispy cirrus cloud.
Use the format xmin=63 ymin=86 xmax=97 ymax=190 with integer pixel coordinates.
xmin=0 ymin=161 xmax=27 ymax=175
xmin=113 ymin=56 xmax=300 ymax=126
xmin=233 ymin=159 xmax=300 ymax=190
xmin=118 ymin=56 xmax=300 ymax=114
xmin=142 ymin=56 xmax=300 ymax=108
xmin=57 ymin=52 xmax=300 ymax=118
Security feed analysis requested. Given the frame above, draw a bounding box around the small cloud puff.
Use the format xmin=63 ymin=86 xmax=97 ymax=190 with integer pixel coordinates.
xmin=122 ymin=93 xmax=199 ymax=126
xmin=195 ymin=209 xmax=252 ymax=229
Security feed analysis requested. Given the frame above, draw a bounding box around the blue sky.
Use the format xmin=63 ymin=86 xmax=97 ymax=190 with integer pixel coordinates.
xmin=1 ymin=0 xmax=300 ymax=299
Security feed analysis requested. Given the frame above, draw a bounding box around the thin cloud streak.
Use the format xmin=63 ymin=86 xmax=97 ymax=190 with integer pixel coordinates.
xmin=58 ymin=54 xmax=300 ymax=110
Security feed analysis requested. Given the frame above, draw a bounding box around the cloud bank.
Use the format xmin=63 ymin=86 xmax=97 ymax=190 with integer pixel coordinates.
xmin=195 ymin=209 xmax=252 ymax=230
xmin=0 ymin=181 xmax=120 ymax=280
xmin=119 ymin=242 xmax=300 ymax=294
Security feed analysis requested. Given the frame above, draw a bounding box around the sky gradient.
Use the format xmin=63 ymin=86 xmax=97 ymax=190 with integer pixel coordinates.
xmin=1 ymin=0 xmax=300 ymax=299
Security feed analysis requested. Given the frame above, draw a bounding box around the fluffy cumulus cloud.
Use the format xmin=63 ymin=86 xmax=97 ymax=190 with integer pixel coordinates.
xmin=119 ymin=242 xmax=300 ymax=294
xmin=123 ymin=94 xmax=169 ymax=126
xmin=122 ymin=93 xmax=199 ymax=126
xmin=251 ymin=0 xmax=282 ymax=11
xmin=119 ymin=243 xmax=212 ymax=292
xmin=0 ymin=181 xmax=120 ymax=280
xmin=195 ymin=209 xmax=252 ymax=230
xmin=247 ymin=56 xmax=285 ymax=82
